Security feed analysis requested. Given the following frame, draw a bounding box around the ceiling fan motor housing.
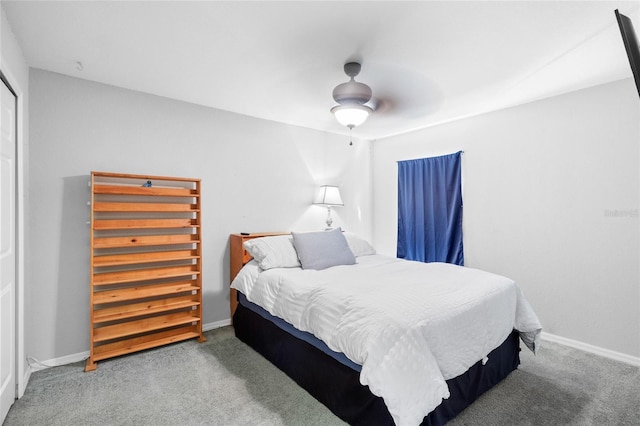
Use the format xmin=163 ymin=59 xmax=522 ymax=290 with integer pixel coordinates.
xmin=332 ymin=81 xmax=372 ymax=105
xmin=332 ymin=61 xmax=373 ymax=105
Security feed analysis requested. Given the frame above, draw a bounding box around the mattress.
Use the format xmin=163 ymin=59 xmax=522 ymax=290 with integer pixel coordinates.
xmin=238 ymin=291 xmax=361 ymax=371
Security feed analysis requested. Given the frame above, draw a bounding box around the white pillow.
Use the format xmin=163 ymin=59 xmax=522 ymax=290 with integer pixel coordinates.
xmin=343 ymin=232 xmax=376 ymax=257
xmin=243 ymin=235 xmax=300 ymax=270
xmin=291 ymin=228 xmax=356 ymax=270
xmin=230 ymin=259 xmax=261 ymax=294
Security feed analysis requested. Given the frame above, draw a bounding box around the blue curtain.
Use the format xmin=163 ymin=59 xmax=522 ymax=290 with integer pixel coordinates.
xmin=397 ymin=151 xmax=464 ymax=265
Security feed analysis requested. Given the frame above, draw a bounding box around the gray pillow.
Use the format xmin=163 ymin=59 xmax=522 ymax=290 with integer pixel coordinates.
xmin=292 ymin=228 xmax=356 ymax=270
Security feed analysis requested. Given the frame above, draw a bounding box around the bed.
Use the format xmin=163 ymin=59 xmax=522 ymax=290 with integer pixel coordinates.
xmin=229 ymin=230 xmax=541 ymax=426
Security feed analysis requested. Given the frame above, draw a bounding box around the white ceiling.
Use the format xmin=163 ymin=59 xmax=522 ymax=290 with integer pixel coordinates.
xmin=3 ymin=1 xmax=639 ymax=140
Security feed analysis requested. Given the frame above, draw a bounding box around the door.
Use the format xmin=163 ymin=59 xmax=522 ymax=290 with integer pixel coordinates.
xmin=0 ymin=77 xmax=17 ymax=422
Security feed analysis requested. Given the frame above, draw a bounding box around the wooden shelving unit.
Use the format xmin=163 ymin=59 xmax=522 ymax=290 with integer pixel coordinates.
xmin=86 ymin=171 xmax=206 ymax=372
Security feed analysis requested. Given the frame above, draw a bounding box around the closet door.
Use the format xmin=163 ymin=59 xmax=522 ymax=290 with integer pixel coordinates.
xmin=0 ymin=78 xmax=17 ymax=422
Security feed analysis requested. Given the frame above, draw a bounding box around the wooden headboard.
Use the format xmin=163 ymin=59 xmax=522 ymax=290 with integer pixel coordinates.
xmin=229 ymin=232 xmax=288 ymax=320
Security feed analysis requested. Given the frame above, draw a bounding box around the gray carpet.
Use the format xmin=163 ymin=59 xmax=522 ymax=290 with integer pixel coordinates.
xmin=4 ymin=326 xmax=639 ymax=426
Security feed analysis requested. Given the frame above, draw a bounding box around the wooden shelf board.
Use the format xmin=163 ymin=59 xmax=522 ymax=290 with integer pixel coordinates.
xmin=93 ymin=312 xmax=200 ymax=343
xmin=93 ymin=296 xmax=200 ymax=323
xmin=94 ymin=251 xmax=200 ymax=267
xmin=93 ymin=184 xmax=198 ymax=197
xmin=94 ymin=219 xmax=199 ymax=230
xmin=93 ymin=265 xmax=200 ymax=286
xmin=93 ymin=202 xmax=199 ymax=212
xmin=92 ymin=171 xmax=200 ymax=183
xmin=93 ymin=234 xmax=200 ymax=249
xmin=93 ymin=281 xmax=199 ymax=304
xmin=91 ymin=326 xmax=201 ymax=361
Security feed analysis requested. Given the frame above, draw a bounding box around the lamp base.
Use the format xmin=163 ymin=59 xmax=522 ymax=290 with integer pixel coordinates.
xmin=325 ymin=206 xmax=333 ymax=229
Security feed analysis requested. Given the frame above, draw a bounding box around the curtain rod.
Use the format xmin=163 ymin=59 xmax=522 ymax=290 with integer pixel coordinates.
xmin=396 ymin=150 xmax=464 ymax=163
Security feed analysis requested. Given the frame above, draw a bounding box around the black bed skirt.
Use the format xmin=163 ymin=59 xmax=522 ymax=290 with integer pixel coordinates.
xmin=233 ymin=301 xmax=521 ymax=426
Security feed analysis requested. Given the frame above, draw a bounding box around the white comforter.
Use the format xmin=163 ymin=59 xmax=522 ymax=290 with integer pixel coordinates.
xmin=231 ymin=254 xmax=541 ymax=426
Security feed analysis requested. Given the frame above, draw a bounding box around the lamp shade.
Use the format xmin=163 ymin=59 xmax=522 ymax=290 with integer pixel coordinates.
xmin=330 ymin=104 xmax=372 ymax=128
xmin=313 ymin=185 xmax=343 ymax=206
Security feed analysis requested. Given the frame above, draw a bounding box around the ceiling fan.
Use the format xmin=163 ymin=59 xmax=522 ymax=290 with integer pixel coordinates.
xmin=330 ymin=62 xmax=377 ymax=129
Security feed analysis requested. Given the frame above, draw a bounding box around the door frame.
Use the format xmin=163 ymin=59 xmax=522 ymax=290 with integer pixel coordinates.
xmin=0 ymin=64 xmax=26 ymax=399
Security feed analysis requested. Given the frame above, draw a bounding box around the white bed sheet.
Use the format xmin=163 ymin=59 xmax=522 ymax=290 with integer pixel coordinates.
xmin=231 ymin=254 xmax=541 ymax=426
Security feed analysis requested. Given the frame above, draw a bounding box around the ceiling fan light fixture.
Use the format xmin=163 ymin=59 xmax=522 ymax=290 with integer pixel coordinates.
xmin=330 ymin=104 xmax=372 ymax=128
xmin=331 ymin=62 xmax=375 ymax=129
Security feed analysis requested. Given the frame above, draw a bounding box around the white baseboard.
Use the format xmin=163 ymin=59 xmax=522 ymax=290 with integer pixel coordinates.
xmin=27 ymin=351 xmax=90 ymax=373
xmin=203 ymin=319 xmax=231 ymax=331
xmin=541 ymin=332 xmax=640 ymax=367
xmin=28 ymin=321 xmax=232 ymax=373
xmin=28 ymin=325 xmax=637 ymax=377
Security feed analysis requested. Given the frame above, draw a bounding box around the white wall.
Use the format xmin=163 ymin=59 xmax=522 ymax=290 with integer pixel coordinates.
xmin=20 ymin=51 xmax=640 ymax=364
xmin=1 ymin=3 xmax=30 ymax=395
xmin=28 ymin=69 xmax=372 ymax=361
xmin=372 ymin=79 xmax=640 ymax=358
